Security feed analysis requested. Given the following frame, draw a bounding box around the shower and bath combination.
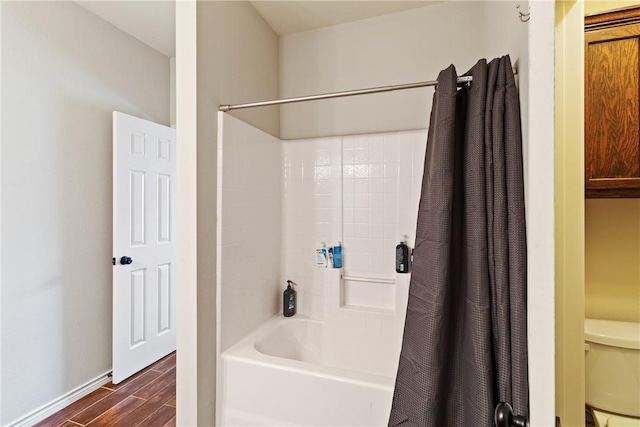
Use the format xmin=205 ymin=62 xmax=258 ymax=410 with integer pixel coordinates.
xmin=218 ymin=55 xmax=528 ymax=427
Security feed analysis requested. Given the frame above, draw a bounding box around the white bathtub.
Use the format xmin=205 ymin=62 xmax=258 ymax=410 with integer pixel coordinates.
xmin=220 ymin=313 xmax=403 ymax=426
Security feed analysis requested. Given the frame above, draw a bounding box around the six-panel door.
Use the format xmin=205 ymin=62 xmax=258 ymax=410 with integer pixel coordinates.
xmin=113 ymin=112 xmax=177 ymax=384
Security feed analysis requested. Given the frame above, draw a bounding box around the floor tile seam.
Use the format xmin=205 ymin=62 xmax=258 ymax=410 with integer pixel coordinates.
xmin=149 ymin=365 xmax=171 ymax=374
xmin=153 ymin=355 xmax=173 ymax=364
xmin=161 ymin=415 xmax=176 ymax=427
xmin=111 ymin=400 xmax=173 ymax=427
xmin=124 ymin=400 xmax=171 ymax=425
xmin=142 ymin=381 xmax=177 ymax=407
xmin=132 ymin=409 xmax=159 ymax=426
xmin=54 ymin=388 xmax=115 ymax=426
xmin=73 ymin=394 xmax=146 ymax=426
xmin=105 ymin=362 xmax=163 ymax=390
xmin=46 ymin=353 xmax=176 ymax=427
xmin=132 ymin=371 xmax=175 ymax=400
xmin=85 ymin=396 xmax=146 ymax=427
xmin=151 ymin=355 xmax=176 ymax=373
xmin=133 ymin=404 xmax=175 ymax=427
xmin=116 ymin=393 xmax=167 ymax=424
xmin=110 ymin=371 xmax=164 ymax=398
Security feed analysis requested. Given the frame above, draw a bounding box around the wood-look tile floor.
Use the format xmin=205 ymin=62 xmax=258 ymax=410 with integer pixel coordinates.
xmin=35 ymin=352 xmax=176 ymax=427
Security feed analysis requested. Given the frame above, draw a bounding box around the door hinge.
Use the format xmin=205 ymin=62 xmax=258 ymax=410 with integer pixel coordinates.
xmin=112 ymin=257 xmax=116 ymax=266
xmin=556 ymin=416 xmax=561 ymax=427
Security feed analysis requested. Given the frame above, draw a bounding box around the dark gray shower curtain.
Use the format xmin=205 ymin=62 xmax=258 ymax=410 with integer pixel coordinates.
xmin=389 ymin=56 xmax=528 ymax=427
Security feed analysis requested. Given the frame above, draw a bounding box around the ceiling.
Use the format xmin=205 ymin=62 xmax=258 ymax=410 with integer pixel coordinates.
xmin=75 ymin=1 xmax=176 ymax=57
xmin=75 ymin=1 xmax=438 ymax=58
xmin=250 ymin=1 xmax=436 ymax=36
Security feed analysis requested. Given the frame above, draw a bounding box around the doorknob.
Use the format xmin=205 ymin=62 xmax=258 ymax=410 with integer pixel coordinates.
xmin=120 ymin=256 xmax=133 ymax=265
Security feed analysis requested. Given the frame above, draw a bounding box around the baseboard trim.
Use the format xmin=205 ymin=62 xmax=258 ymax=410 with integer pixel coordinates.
xmin=7 ymin=370 xmax=112 ymax=427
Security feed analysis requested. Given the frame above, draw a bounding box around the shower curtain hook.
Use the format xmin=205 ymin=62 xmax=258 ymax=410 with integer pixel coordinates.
xmin=516 ymin=4 xmax=530 ymax=22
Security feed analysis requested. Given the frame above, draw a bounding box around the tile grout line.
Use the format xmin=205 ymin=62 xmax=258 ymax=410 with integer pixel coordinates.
xmin=133 ymin=398 xmax=174 ymax=427
xmin=49 ymin=388 xmax=116 ymax=427
xmin=84 ymin=395 xmax=148 ymax=427
xmin=112 ymin=376 xmax=176 ymax=426
xmin=69 ymin=371 xmax=163 ymax=426
xmin=44 ymin=353 xmax=176 ymax=427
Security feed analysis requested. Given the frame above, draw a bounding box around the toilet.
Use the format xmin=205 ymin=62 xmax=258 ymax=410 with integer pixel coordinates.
xmin=585 ymin=318 xmax=640 ymax=427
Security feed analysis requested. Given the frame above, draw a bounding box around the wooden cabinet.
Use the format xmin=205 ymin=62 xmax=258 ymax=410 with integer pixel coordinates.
xmin=585 ymin=7 xmax=640 ymax=198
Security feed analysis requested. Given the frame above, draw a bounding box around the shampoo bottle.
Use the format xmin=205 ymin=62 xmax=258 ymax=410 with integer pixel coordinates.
xmin=396 ymin=236 xmax=410 ymax=273
xmin=283 ymin=280 xmax=296 ymax=317
xmin=333 ymin=242 xmax=342 ymax=268
xmin=320 ymin=242 xmax=329 ymax=268
xmin=316 ymin=242 xmax=328 ymax=267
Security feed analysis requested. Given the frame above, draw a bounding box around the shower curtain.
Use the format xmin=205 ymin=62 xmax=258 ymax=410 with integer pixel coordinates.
xmin=389 ymin=56 xmax=528 ymax=426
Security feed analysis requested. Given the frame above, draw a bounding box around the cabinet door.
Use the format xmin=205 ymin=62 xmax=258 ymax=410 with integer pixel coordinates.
xmin=585 ymin=9 xmax=640 ymax=198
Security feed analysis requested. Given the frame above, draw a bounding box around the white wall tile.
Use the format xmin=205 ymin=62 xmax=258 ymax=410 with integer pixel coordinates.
xmin=370 ymin=163 xmax=384 ymax=179
xmin=354 ymin=148 xmax=369 ymax=164
xmin=369 ymin=192 xmax=384 ymax=208
xmin=343 ymin=164 xmax=355 ymax=179
xmin=354 ymin=164 xmax=369 ymax=179
xmin=355 ymin=178 xmax=369 ymax=194
xmin=221 ymin=126 xmax=428 ymax=346
xmin=343 ymin=280 xmax=395 ymax=311
xmin=280 ymin=130 xmax=426 ymax=315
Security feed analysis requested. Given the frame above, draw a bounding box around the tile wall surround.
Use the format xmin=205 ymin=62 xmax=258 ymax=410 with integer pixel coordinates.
xmin=217 ymin=114 xmax=283 ymax=352
xmin=218 ymin=113 xmax=428 ymax=351
xmin=283 ymin=131 xmax=427 ymax=317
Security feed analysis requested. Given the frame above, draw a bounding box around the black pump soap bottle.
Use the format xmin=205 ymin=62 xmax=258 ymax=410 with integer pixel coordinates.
xmin=283 ymin=280 xmax=296 ymax=317
xmin=396 ymin=235 xmax=410 ymax=274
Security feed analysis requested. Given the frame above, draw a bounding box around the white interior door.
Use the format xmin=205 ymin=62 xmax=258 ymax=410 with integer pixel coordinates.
xmin=113 ymin=111 xmax=176 ymax=384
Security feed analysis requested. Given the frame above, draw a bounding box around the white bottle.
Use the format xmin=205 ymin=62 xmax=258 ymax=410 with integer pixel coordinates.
xmin=316 ymin=242 xmax=328 ymax=267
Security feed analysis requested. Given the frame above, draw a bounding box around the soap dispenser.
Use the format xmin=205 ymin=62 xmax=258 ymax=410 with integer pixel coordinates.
xmin=283 ymin=280 xmax=296 ymax=317
xmin=396 ymin=235 xmax=410 ymax=273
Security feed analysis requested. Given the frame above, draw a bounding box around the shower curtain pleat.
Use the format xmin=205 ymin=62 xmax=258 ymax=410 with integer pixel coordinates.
xmin=388 ymin=55 xmax=528 ymax=427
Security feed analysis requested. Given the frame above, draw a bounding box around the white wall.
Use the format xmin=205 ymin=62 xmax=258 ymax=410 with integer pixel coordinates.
xmin=0 ymin=3 xmax=4 ymax=422
xmin=188 ymin=2 xmax=280 ymax=425
xmin=0 ymin=2 xmax=169 ymax=424
xmin=483 ymin=2 xmax=556 ymax=425
xmin=170 ymin=57 xmax=176 ymax=128
xmin=279 ymin=1 xmax=537 ymax=141
xmin=175 ymin=2 xmax=198 ymax=425
xmin=527 ymin=2 xmax=557 ymax=425
xmin=481 ymin=1 xmax=530 ymax=197
xmin=279 ymin=1 xmax=486 ymax=139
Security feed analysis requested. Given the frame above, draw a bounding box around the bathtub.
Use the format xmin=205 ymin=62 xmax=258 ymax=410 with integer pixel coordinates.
xmin=220 ymin=313 xmax=403 ymax=426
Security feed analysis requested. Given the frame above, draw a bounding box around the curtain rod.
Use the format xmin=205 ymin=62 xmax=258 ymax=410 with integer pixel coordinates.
xmin=219 ymin=76 xmax=473 ymax=112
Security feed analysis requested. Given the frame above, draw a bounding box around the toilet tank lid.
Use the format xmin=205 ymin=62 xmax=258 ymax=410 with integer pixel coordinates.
xmin=585 ymin=319 xmax=640 ymax=350
xmin=606 ymin=416 xmax=640 ymax=427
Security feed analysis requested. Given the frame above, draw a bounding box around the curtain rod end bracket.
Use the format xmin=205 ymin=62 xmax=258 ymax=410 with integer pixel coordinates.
xmin=220 ymin=105 xmax=231 ymax=112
